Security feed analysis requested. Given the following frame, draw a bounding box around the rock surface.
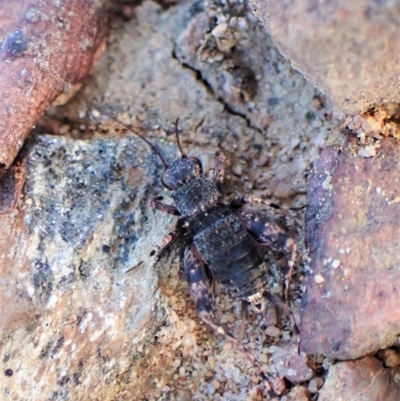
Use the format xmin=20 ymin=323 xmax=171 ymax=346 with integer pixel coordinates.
xmin=174 ymin=2 xmax=313 ymax=134
xmin=0 ymin=135 xmax=171 ymax=400
xmin=0 ymin=0 xmax=106 ymax=168
xmin=318 ymin=357 xmax=400 ymax=401
xmin=74 ymin=0 xmax=334 ymax=203
xmin=269 ymin=344 xmax=313 ymax=384
xmin=302 ymin=134 xmax=400 ymax=359
xmin=248 ymin=0 xmax=400 ymax=115
xmin=0 ymin=0 xmax=339 ymax=399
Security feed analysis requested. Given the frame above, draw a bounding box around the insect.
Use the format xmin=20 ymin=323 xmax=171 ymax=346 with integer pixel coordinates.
xmin=89 ymin=104 xmax=297 ymax=388
xmin=151 ymin=129 xmax=296 ymax=326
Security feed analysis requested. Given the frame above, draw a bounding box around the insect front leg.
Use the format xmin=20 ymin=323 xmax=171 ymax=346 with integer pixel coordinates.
xmin=183 ymin=244 xmax=264 ymax=369
xmin=126 ymin=222 xmax=183 ymax=274
xmin=149 ymin=197 xmax=180 ymax=216
xmin=147 ymin=198 xmax=181 ymax=258
xmin=149 ymin=221 xmax=182 ymax=258
xmin=236 ymin=209 xmax=297 ymax=301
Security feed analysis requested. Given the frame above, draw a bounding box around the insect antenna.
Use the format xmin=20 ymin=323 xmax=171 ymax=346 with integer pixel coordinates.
xmin=84 ymin=100 xmax=169 ymax=168
xmin=125 ymin=261 xmax=143 ymax=274
xmin=174 ymin=118 xmax=186 ymax=158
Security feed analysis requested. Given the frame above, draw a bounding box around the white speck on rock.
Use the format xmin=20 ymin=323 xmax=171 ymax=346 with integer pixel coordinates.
xmin=358 ymin=145 xmax=377 ymax=158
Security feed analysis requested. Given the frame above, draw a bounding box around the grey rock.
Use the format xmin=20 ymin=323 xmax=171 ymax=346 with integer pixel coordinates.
xmin=0 ymin=135 xmax=171 ymax=400
xmin=249 ymin=0 xmax=400 ymax=115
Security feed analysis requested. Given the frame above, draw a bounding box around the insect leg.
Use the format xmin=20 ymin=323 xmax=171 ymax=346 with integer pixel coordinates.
xmin=264 ymin=292 xmax=300 ymax=337
xmin=236 ymin=209 xmax=297 ymax=301
xmin=126 ymin=221 xmax=182 ymax=274
xmin=149 ymin=197 xmax=180 ymax=215
xmin=230 ymin=195 xmax=280 ymax=210
xmin=183 ymin=245 xmax=270 ymax=378
xmin=183 ymin=244 xmax=214 ymax=317
xmin=149 ymin=223 xmax=182 ymax=257
xmin=231 ymin=195 xmax=306 ymax=211
xmin=236 ymin=299 xmax=250 ymax=343
xmin=213 ymin=151 xmax=226 ymax=189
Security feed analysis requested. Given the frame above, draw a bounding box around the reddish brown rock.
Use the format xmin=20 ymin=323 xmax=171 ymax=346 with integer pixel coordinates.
xmin=270 ymin=344 xmax=313 ymax=384
xmin=318 ymin=357 xmax=400 ymax=401
xmin=248 ymin=0 xmax=400 ymax=115
xmin=378 ymin=348 xmax=400 ymax=368
xmin=0 ymin=0 xmax=107 ymax=168
xmin=0 ymin=165 xmax=25 ymax=215
xmin=302 ymin=135 xmax=400 ymax=359
xmin=285 ymin=385 xmax=310 ymax=401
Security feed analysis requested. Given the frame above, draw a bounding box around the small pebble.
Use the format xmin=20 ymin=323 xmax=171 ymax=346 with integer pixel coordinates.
xmin=91 ymin=109 xmax=101 ymax=118
xmin=172 ymin=359 xmax=181 ymax=368
xmin=322 ymin=358 xmax=332 ymax=370
xmin=308 ymin=376 xmax=324 ymax=393
xmin=358 ymin=145 xmax=377 ymax=158
xmin=237 ymin=17 xmax=248 ymax=30
xmin=228 ymin=16 xmax=237 ymax=27
xmin=208 ymin=355 xmax=216 ymax=369
xmin=265 ymin=326 xmax=281 ymax=337
xmin=212 ymin=379 xmax=221 ymax=389
xmin=207 ymin=383 xmax=216 ymax=394
xmin=212 ymin=22 xmax=228 ymax=38
xmin=378 ymin=348 xmax=400 ymax=367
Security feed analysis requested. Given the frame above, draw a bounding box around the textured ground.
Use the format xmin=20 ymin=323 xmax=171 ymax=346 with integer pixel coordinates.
xmin=0 ymin=0 xmax=340 ymax=400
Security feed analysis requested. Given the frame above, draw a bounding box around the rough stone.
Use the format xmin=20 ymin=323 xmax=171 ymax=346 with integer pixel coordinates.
xmin=57 ymin=0 xmax=336 ymax=205
xmin=248 ymin=0 xmax=400 ymax=115
xmin=302 ymin=135 xmax=400 ymax=359
xmin=173 ymin=1 xmax=337 ymax=162
xmin=307 ymin=376 xmax=324 ymax=394
xmin=270 ymin=344 xmax=313 ymax=384
xmin=318 ymin=357 xmax=400 ymax=401
xmin=0 ymin=0 xmax=106 ymax=168
xmin=285 ymin=385 xmax=310 ymax=401
xmin=0 ymin=135 xmax=171 ymax=400
xmin=0 ymin=0 xmax=339 ymax=399
xmin=0 ymin=165 xmax=25 ymax=215
xmin=378 ymin=348 xmax=400 ymax=368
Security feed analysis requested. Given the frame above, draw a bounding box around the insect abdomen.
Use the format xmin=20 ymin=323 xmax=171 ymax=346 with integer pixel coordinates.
xmin=193 ymin=208 xmax=268 ymax=298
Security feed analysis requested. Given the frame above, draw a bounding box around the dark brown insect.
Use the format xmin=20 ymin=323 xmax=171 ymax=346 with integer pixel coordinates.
xmin=151 ymin=128 xmax=296 ymax=340
xmin=90 ymin=107 xmax=297 ymax=389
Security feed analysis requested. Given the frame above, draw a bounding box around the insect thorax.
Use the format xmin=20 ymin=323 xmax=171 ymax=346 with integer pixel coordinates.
xmin=172 ymin=176 xmax=220 ymax=216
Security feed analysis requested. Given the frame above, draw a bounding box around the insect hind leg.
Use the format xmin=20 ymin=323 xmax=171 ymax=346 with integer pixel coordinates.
xmin=183 ymin=245 xmax=266 ymax=372
xmin=236 ymin=209 xmax=297 ymax=301
xmin=183 ymin=244 xmax=214 ymax=317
